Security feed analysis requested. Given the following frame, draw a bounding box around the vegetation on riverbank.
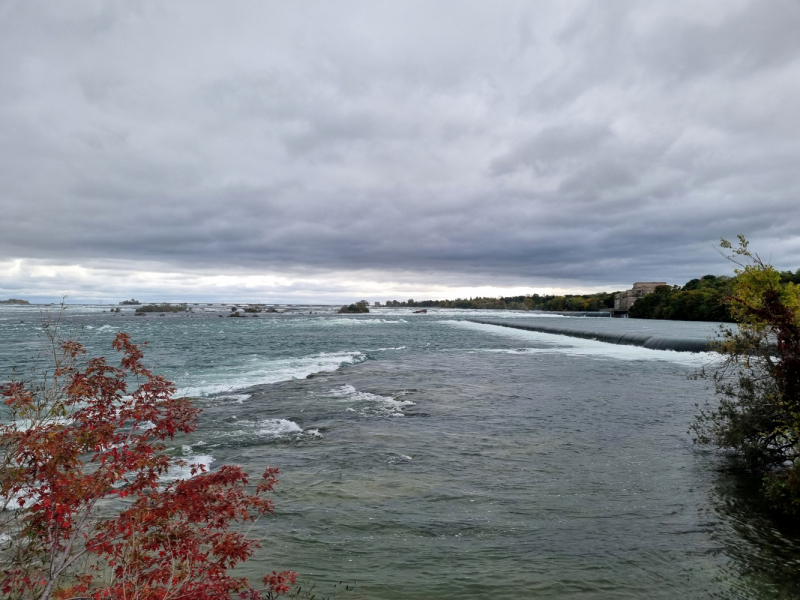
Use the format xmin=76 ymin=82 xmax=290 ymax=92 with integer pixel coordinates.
xmin=382 ymin=268 xmax=800 ymax=321
xmin=629 ymin=269 xmax=800 ymax=322
xmin=0 ymin=316 xmax=299 ymax=599
xmin=693 ymin=236 xmax=800 ymax=516
xmin=384 ymin=292 xmax=617 ymax=311
xmin=628 ymin=275 xmax=734 ymax=321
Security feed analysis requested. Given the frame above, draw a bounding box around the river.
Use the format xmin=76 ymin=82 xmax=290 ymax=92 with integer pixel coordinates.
xmin=2 ymin=304 xmax=799 ymax=599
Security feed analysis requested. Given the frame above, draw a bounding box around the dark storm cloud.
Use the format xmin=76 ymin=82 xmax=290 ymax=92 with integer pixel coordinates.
xmin=1 ymin=0 xmax=799 ymax=297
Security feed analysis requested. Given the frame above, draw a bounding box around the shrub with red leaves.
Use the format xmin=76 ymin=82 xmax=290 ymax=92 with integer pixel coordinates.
xmin=0 ymin=321 xmax=296 ymax=600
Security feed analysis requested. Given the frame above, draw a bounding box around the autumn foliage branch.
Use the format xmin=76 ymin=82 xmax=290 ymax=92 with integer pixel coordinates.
xmin=0 ymin=315 xmax=297 ymax=599
xmin=692 ymin=236 xmax=800 ymax=514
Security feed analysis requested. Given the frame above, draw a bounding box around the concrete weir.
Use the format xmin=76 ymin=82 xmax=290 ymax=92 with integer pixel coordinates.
xmin=469 ymin=319 xmax=716 ymax=353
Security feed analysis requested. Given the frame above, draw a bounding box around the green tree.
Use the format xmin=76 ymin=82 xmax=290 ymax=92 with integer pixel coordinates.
xmin=338 ymin=300 xmax=369 ymax=314
xmin=628 ymin=280 xmax=732 ymax=322
xmin=566 ymin=296 xmax=588 ymax=311
xmin=545 ymin=296 xmax=567 ymax=311
xmin=692 ymin=236 xmax=800 ymax=514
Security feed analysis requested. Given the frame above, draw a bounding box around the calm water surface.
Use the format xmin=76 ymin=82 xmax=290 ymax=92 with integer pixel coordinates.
xmin=2 ymin=305 xmax=800 ymax=599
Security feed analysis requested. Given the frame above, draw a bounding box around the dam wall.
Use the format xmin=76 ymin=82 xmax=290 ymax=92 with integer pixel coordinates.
xmin=469 ymin=319 xmax=716 ymax=353
xmin=535 ymin=311 xmax=612 ymax=317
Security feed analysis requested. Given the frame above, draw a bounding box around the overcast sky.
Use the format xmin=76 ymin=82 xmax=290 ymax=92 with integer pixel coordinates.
xmin=1 ymin=0 xmax=799 ymax=303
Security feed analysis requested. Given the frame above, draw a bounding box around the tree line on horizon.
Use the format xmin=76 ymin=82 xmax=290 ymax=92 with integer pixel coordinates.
xmin=382 ymin=267 xmax=800 ymax=322
xmin=384 ymin=292 xmax=618 ymax=311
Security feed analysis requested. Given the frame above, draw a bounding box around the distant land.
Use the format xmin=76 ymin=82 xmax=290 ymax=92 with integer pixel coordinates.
xmin=382 ymin=291 xmax=616 ymax=312
xmin=0 ymin=298 xmax=29 ymax=305
xmin=380 ymin=268 xmax=800 ymax=322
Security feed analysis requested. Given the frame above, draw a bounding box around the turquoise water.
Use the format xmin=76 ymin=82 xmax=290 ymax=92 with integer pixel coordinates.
xmin=2 ymin=305 xmax=800 ymax=599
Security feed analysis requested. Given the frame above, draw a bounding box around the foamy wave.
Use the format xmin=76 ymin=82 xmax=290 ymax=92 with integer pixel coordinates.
xmin=3 ymin=488 xmax=37 ymax=511
xmin=255 ymin=418 xmax=302 ymax=437
xmin=161 ymin=446 xmax=214 ymax=482
xmin=448 ymin=321 xmax=717 ymax=366
xmin=387 ymin=453 xmax=413 ymax=464
xmin=216 ymin=394 xmax=251 ymax=404
xmin=210 ymin=418 xmax=313 ymax=443
xmin=321 ymin=318 xmax=407 ymax=326
xmin=176 ymin=351 xmax=366 ymax=397
xmin=328 ymin=384 xmax=415 ymax=416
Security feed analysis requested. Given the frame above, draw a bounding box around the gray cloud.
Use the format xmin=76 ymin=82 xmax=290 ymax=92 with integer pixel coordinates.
xmin=1 ymin=0 xmax=799 ymax=301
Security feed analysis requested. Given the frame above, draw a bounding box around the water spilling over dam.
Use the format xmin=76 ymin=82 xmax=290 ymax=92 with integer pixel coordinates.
xmin=469 ymin=318 xmax=718 ymax=352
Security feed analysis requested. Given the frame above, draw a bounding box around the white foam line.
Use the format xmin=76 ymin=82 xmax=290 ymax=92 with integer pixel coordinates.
xmin=446 ymin=320 xmax=720 ymax=367
xmin=320 ymin=318 xmax=407 ymax=326
xmin=216 ymin=394 xmax=251 ymax=403
xmin=207 ymin=418 xmax=308 ymax=442
xmin=328 ymin=384 xmax=415 ymax=416
xmin=176 ymin=351 xmax=366 ymax=397
xmin=254 ymin=418 xmax=302 ymax=437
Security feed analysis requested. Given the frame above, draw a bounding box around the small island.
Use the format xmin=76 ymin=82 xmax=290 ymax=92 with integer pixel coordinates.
xmin=134 ymin=303 xmax=186 ymax=315
xmin=0 ymin=298 xmax=30 ymax=305
xmin=120 ymin=299 xmax=141 ymax=305
xmin=338 ymin=300 xmax=369 ymax=314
